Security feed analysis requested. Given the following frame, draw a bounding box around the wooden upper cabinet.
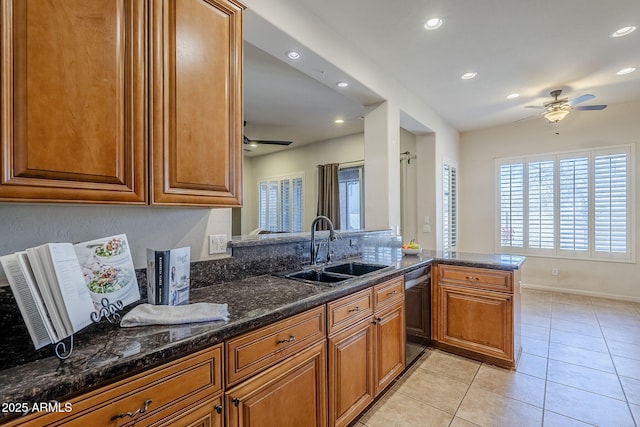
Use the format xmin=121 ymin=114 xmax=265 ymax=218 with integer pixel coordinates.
xmin=150 ymin=0 xmax=244 ymax=206
xmin=0 ymin=0 xmax=147 ymax=203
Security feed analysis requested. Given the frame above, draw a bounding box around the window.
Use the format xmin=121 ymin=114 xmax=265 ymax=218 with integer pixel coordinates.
xmin=443 ymin=163 xmax=457 ymax=250
xmin=258 ymin=173 xmax=304 ymax=232
xmin=339 ymin=166 xmax=364 ymax=230
xmin=497 ymin=146 xmax=633 ymax=261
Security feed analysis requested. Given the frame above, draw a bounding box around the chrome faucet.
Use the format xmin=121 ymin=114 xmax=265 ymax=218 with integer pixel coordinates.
xmin=310 ymin=215 xmax=337 ymax=265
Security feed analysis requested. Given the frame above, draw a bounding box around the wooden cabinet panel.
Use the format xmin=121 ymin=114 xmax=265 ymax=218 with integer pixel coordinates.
xmin=328 ymin=318 xmax=375 ymax=427
xmin=150 ymin=0 xmax=243 ymax=206
xmin=437 ymin=264 xmax=512 ymax=293
xmin=144 ymin=394 xmax=223 ymax=427
xmin=437 ymin=284 xmax=513 ymax=361
xmin=374 ymin=300 xmax=405 ymax=395
xmin=326 ymin=288 xmax=373 ymax=335
xmin=226 ymin=341 xmax=327 ymax=427
xmin=226 ymin=306 xmax=326 ymax=387
xmin=373 ymin=277 xmax=403 ymax=311
xmin=7 ymin=345 xmax=223 ymax=427
xmin=432 ymin=263 xmax=520 ymax=368
xmin=0 ymin=0 xmax=147 ymax=203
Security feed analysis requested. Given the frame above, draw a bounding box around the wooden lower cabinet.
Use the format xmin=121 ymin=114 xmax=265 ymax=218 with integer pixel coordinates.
xmin=437 ymin=284 xmax=512 ymax=361
xmin=328 ymin=318 xmax=375 ymax=427
xmin=327 ymin=277 xmax=405 ymax=427
xmin=225 ymin=340 xmax=327 ymax=427
xmin=432 ymin=264 xmax=521 ymax=368
xmin=373 ymin=300 xmax=405 ymax=395
xmin=4 ymin=345 xmax=223 ymax=427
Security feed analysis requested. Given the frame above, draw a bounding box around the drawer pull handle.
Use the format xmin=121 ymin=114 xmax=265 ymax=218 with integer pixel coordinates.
xmin=214 ymin=405 xmax=223 ymax=414
xmin=387 ymin=290 xmax=398 ymax=295
xmin=348 ymin=306 xmax=361 ymax=312
xmin=276 ymin=335 xmax=296 ymax=345
xmin=466 ymin=276 xmax=480 ymax=281
xmin=111 ymin=399 xmax=153 ymax=420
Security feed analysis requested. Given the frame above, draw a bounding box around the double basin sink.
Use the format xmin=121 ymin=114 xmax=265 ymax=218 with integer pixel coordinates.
xmin=281 ymin=261 xmax=391 ymax=286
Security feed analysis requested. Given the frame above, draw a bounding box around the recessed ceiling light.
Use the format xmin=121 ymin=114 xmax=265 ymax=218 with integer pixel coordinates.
xmin=424 ymin=18 xmax=444 ymax=30
xmin=506 ymin=93 xmax=520 ymax=99
xmin=334 ymin=119 xmax=345 ymax=124
xmin=611 ymin=26 xmax=637 ymax=38
xmin=617 ymin=67 xmax=637 ymax=75
xmin=286 ymin=50 xmax=301 ymax=60
xmin=336 ymin=82 xmax=349 ymax=88
xmin=461 ymin=72 xmax=477 ymax=80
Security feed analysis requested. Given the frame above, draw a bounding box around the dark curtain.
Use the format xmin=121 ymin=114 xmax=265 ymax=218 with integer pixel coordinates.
xmin=316 ymin=163 xmax=341 ymax=230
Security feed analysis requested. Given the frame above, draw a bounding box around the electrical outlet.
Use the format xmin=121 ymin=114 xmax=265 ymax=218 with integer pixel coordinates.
xmin=208 ymin=234 xmax=228 ymax=255
xmin=551 ymin=268 xmax=559 ymax=276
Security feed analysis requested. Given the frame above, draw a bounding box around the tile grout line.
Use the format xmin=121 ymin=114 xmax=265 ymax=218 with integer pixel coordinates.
xmin=591 ymin=296 xmax=639 ymax=427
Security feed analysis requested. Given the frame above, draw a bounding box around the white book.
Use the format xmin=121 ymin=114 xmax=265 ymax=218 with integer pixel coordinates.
xmin=1 ymin=234 xmax=140 ymax=349
xmin=0 ymin=254 xmax=52 ymax=349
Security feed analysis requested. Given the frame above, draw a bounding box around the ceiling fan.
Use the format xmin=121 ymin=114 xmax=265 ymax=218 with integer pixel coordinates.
xmin=243 ymin=121 xmax=293 ymax=148
xmin=527 ymin=90 xmax=607 ymax=123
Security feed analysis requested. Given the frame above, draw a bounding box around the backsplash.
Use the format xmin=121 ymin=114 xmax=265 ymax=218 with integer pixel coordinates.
xmin=0 ymin=229 xmax=398 ymax=368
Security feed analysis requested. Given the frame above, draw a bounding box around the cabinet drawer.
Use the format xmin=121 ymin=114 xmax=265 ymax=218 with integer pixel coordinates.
xmin=437 ymin=265 xmax=512 ymax=293
xmin=7 ymin=345 xmax=223 ymax=427
xmin=373 ymin=277 xmax=404 ymax=311
xmin=226 ymin=306 xmax=326 ymax=387
xmin=327 ymin=288 xmax=374 ymax=335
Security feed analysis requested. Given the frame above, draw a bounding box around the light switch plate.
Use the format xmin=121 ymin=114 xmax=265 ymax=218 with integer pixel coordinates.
xmin=208 ymin=234 xmax=228 ymax=255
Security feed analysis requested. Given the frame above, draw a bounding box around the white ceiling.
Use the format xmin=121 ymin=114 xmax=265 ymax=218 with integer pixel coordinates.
xmin=243 ymin=0 xmax=640 ymax=156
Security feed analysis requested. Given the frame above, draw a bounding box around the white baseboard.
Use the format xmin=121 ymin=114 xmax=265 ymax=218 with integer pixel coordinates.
xmin=520 ymin=282 xmax=640 ymax=303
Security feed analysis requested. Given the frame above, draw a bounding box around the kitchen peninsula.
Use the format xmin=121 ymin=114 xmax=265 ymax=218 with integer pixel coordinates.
xmin=0 ymin=230 xmax=524 ymax=426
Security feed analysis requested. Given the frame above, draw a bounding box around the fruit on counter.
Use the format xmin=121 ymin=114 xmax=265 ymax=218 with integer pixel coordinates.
xmin=401 ymin=239 xmax=420 ymax=249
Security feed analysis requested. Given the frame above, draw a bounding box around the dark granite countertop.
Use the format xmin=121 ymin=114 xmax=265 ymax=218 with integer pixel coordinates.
xmin=0 ymin=248 xmax=523 ymax=420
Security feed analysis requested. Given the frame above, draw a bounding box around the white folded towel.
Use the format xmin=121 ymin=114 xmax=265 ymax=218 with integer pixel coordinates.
xmin=120 ymin=303 xmax=229 ymax=327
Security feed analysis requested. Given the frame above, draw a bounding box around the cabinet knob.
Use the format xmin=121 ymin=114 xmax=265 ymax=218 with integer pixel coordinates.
xmin=276 ymin=335 xmax=296 ymax=345
xmin=348 ymin=306 xmax=361 ymax=313
xmin=214 ymin=405 xmax=223 ymax=414
xmin=387 ymin=290 xmax=398 ymax=295
xmin=111 ymin=399 xmax=153 ymax=420
xmin=232 ymin=398 xmax=240 ymax=407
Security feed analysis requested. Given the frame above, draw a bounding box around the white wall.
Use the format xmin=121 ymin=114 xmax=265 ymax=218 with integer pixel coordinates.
xmin=0 ymin=205 xmax=232 ymax=281
xmin=459 ymin=99 xmax=640 ymax=300
xmin=240 ymin=133 xmax=364 ymax=234
xmin=400 ymin=129 xmax=418 ymax=241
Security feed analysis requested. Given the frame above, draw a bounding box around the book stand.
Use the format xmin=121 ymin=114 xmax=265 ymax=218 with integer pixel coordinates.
xmin=54 ymin=298 xmax=124 ymax=361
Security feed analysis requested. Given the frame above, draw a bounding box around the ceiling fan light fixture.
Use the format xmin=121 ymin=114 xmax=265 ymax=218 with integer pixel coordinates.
xmin=544 ymin=109 xmax=570 ymax=123
xmin=617 ymin=67 xmax=637 ymax=75
xmin=611 ymin=26 xmax=637 ymax=38
xmin=424 ymin=18 xmax=444 ymax=30
xmin=249 ymin=142 xmax=258 ymax=148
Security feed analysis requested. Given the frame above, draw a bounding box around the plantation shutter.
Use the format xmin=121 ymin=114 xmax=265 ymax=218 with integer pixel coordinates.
xmin=499 ymin=163 xmax=524 ymax=248
xmin=594 ymin=152 xmax=628 ymax=254
xmin=528 ymin=160 xmax=554 ymax=249
xmin=559 ymin=157 xmax=589 ymax=252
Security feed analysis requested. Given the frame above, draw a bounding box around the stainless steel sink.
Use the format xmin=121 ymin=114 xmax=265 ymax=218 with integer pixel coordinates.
xmin=322 ymin=262 xmax=389 ymax=276
xmin=281 ymin=261 xmax=391 ymax=286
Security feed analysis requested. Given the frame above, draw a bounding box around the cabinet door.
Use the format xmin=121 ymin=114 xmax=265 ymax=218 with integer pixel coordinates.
xmin=226 ymin=341 xmax=327 ymax=427
xmin=328 ymin=318 xmax=375 ymax=427
xmin=405 ymin=282 xmax=430 ymax=340
xmin=0 ymin=0 xmax=147 ymax=203
xmin=142 ymin=394 xmax=223 ymax=427
xmin=374 ymin=300 xmax=405 ymax=395
xmin=437 ymin=284 xmax=513 ymax=361
xmin=150 ymin=0 xmax=244 ymax=206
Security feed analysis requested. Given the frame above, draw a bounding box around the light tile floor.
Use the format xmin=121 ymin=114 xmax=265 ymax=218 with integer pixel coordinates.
xmin=353 ymin=289 xmax=640 ymax=427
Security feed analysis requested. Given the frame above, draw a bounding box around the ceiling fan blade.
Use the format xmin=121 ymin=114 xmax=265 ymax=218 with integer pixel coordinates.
xmin=253 ymin=139 xmax=293 ymax=146
xmin=569 ymin=94 xmax=595 ymax=105
xmin=525 ymin=105 xmax=545 ymax=109
xmin=573 ymin=105 xmax=607 ymax=111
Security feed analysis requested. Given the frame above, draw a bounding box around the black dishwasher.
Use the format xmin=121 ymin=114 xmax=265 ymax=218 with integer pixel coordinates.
xmin=404 ymin=265 xmax=431 ymax=366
